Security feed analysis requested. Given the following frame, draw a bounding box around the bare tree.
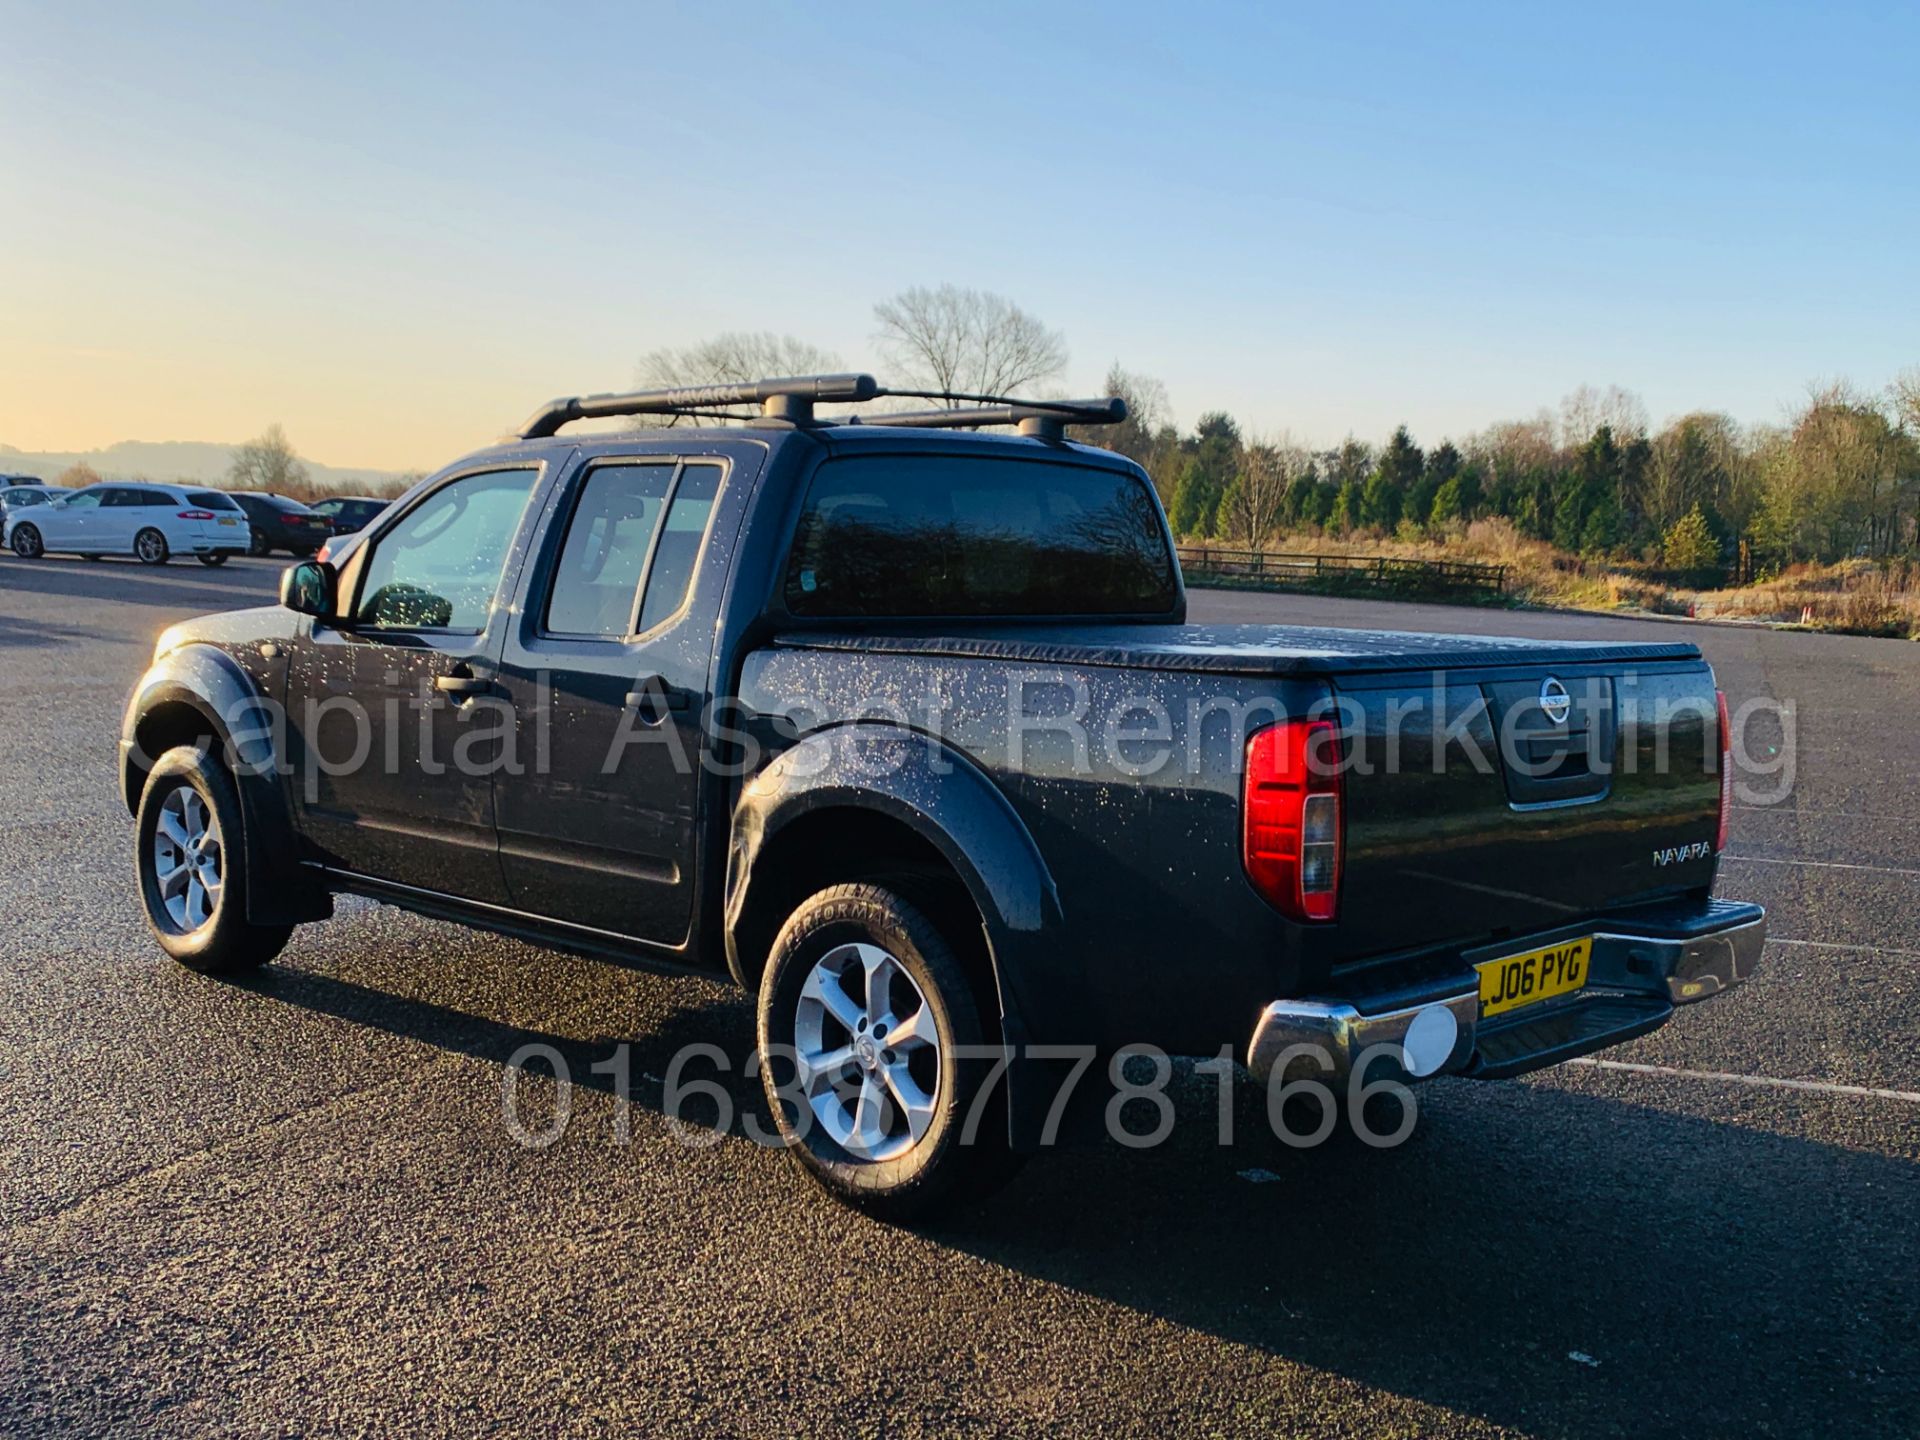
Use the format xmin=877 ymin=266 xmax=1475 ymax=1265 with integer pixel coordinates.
xmin=1558 ymin=384 xmax=1649 ymax=447
xmin=1467 ymin=413 xmax=1557 ymax=478
xmin=1220 ymin=432 xmax=1298 ymax=548
xmin=1646 ymin=412 xmax=1743 ymax=531
xmin=637 ymin=331 xmax=842 ymax=390
xmin=1890 ymin=367 xmax=1920 ymax=433
xmin=627 ymin=332 xmax=845 ymax=427
xmin=1093 ymin=362 xmax=1171 ymax=468
xmin=872 ymin=285 xmax=1067 ymax=401
xmin=227 ymin=424 xmax=309 ymax=494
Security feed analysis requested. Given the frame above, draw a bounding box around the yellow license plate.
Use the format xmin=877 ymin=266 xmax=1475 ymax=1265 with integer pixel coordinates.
xmin=1477 ymin=937 xmax=1592 ymax=1018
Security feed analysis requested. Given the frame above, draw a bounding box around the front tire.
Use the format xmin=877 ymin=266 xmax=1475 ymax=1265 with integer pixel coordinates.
xmin=134 ymin=528 xmax=170 ymax=565
xmin=135 ymin=745 xmax=292 ymax=973
xmin=756 ymin=883 xmax=1011 ymax=1221
xmin=11 ymin=523 xmax=42 ymax=558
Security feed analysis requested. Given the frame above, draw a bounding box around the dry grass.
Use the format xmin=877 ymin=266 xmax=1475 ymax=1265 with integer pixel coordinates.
xmin=1691 ymin=562 xmax=1920 ymax=637
xmin=266 ymin=473 xmax=419 ymax=505
xmin=1226 ymin=522 xmax=1920 ymax=639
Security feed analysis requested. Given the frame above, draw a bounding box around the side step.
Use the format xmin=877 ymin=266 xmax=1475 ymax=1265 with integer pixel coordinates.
xmin=1467 ymin=995 xmax=1672 ymax=1080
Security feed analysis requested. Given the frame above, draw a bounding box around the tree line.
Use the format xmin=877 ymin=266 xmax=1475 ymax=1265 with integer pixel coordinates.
xmin=1094 ymin=375 xmax=1920 ymax=579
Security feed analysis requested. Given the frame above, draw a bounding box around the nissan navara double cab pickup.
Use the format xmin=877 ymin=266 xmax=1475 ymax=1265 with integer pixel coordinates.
xmin=119 ymin=374 xmax=1765 ymax=1217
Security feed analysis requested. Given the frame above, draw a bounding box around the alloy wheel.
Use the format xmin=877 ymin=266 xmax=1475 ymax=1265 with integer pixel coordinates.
xmin=152 ymin=785 xmax=223 ymax=933
xmin=792 ymin=942 xmax=941 ymax=1162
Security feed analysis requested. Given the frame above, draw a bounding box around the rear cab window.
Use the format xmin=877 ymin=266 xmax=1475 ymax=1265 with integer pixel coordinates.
xmin=784 ymin=454 xmax=1176 ymax=617
xmin=542 ymin=460 xmax=725 ymax=638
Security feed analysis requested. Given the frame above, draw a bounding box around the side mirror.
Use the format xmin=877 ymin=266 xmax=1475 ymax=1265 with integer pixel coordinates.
xmin=280 ymin=560 xmax=337 ymax=619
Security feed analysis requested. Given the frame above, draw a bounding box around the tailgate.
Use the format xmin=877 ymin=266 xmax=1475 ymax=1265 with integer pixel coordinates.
xmin=1331 ymin=659 xmax=1721 ymax=965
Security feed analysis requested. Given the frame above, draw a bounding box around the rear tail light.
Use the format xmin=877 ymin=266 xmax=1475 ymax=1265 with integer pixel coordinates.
xmin=1243 ymin=718 xmax=1343 ymax=922
xmin=177 ymin=510 xmax=216 ymax=520
xmin=1716 ymin=689 xmax=1732 ymax=852
xmin=316 ymin=542 xmax=331 ymax=563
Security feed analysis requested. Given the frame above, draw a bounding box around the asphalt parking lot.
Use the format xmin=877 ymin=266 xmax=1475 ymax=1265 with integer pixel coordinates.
xmin=1 ymin=552 xmax=1915 ymax=1438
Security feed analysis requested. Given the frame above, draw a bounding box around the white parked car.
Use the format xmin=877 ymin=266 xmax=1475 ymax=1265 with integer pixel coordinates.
xmin=0 ymin=483 xmax=71 ymax=539
xmin=5 ymin=483 xmax=252 ymax=566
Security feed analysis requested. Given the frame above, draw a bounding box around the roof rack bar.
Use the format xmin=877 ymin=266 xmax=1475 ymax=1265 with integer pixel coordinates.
xmin=519 ymin=373 xmax=880 ymax=438
xmin=856 ymin=396 xmax=1128 ymax=440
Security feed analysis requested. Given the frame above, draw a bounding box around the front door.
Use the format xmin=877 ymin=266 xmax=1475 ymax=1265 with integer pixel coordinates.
xmin=40 ymin=488 xmax=107 ymax=550
xmin=493 ymin=455 xmax=732 ymax=943
xmin=287 ymin=465 xmax=544 ymax=903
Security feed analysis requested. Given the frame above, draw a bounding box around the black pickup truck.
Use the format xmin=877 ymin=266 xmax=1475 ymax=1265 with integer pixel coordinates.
xmin=119 ymin=374 xmax=1764 ymax=1217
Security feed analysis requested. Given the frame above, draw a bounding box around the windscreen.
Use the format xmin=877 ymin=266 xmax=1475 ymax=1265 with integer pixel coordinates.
xmin=784 ymin=454 xmax=1176 ymax=618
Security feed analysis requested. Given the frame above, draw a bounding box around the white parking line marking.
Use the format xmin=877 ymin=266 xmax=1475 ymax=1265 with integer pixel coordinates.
xmin=1566 ymin=1058 xmax=1920 ymax=1104
xmin=1720 ymin=854 xmax=1920 ymax=878
xmin=1734 ymin=803 xmax=1920 ymax=822
xmin=1769 ymin=937 xmax=1920 ymax=960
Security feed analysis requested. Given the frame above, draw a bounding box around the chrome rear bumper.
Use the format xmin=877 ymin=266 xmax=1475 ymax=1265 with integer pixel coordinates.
xmin=1247 ymin=902 xmax=1766 ymax=1086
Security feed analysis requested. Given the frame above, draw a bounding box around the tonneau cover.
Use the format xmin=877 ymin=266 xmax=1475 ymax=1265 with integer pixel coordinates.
xmin=774 ymin=623 xmax=1700 ymax=678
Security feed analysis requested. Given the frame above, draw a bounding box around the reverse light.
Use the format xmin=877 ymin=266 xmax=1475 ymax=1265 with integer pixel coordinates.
xmin=1716 ymin=690 xmax=1732 ymax=852
xmin=1243 ymin=719 xmax=1343 ymax=922
xmin=177 ymin=510 xmax=217 ymax=520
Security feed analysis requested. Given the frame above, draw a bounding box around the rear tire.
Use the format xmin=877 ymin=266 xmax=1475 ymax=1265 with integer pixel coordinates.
xmin=11 ymin=523 xmax=42 ymax=559
xmin=135 ymin=745 xmax=293 ymax=974
xmin=134 ymin=528 xmax=170 ymax=565
xmin=247 ymin=533 xmax=270 ymax=558
xmin=756 ymin=883 xmax=1013 ymax=1222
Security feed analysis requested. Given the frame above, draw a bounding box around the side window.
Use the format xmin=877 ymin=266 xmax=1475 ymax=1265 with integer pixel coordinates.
xmin=354 ymin=468 xmax=537 ymax=631
xmin=544 ymin=463 xmax=675 ymax=636
xmin=100 ymin=488 xmax=138 ymax=508
xmin=636 ymin=463 xmax=721 ymax=633
xmin=64 ymin=490 xmax=104 ymax=510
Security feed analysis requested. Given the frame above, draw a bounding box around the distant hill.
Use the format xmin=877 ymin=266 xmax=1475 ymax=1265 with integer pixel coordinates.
xmin=0 ymin=439 xmax=407 ymax=493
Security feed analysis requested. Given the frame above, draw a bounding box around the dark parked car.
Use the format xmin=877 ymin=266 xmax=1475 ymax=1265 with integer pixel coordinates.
xmin=118 ymin=374 xmax=1763 ymax=1218
xmin=231 ymin=491 xmax=333 ymax=557
xmin=308 ymin=495 xmax=388 ymax=535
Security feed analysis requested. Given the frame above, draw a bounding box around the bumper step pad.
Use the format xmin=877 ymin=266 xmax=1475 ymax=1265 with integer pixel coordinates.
xmin=1468 ymin=994 xmax=1672 ymax=1080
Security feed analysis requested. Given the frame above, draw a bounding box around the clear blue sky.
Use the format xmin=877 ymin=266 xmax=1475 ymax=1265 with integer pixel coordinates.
xmin=2 ymin=0 xmax=1915 ymax=470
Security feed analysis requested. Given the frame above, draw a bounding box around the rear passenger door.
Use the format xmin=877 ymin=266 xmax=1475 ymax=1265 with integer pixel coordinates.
xmin=94 ymin=487 xmax=148 ymax=551
xmin=493 ymin=453 xmax=734 ymax=943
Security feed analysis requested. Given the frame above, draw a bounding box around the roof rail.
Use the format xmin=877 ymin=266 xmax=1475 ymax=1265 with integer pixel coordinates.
xmin=519 ymin=373 xmax=881 ymax=438
xmin=516 ymin=375 xmax=1128 ymax=440
xmin=854 ymin=396 xmax=1127 ymax=441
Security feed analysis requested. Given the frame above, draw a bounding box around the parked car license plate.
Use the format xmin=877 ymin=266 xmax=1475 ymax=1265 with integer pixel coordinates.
xmin=1476 ymin=937 xmax=1592 ymax=1018
xmin=218 ymin=517 xmax=237 ymax=525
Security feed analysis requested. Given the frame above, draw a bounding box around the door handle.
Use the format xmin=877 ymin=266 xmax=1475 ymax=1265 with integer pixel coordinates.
xmin=434 ymin=671 xmax=492 ymax=700
xmin=625 ymin=676 xmax=692 ymax=722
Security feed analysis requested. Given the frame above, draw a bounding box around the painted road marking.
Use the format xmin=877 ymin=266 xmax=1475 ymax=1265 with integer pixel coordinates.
xmin=1721 ymin=854 xmax=1920 ymax=879
xmin=1769 ymin=937 xmax=1920 ymax=960
xmin=1566 ymin=1058 xmax=1920 ymax=1104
